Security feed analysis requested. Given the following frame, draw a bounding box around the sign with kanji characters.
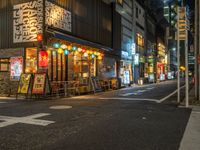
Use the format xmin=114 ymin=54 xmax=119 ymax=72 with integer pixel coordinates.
xmin=32 ymin=73 xmax=46 ymax=94
xmin=178 ymin=7 xmax=187 ymax=41
xmin=17 ymin=74 xmax=32 ymax=94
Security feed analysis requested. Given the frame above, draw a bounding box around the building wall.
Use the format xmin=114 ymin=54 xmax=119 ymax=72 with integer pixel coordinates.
xmin=0 ymin=0 xmax=121 ymax=52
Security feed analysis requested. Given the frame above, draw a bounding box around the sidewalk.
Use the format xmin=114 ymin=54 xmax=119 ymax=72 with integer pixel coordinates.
xmin=179 ymin=87 xmax=200 ymax=150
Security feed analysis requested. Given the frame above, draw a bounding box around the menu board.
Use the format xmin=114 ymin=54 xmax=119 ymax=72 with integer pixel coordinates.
xmin=10 ymin=57 xmax=23 ymax=81
xmin=90 ymin=77 xmax=102 ymax=93
xmin=32 ymin=73 xmax=46 ymax=94
xmin=17 ymin=74 xmax=32 ymax=94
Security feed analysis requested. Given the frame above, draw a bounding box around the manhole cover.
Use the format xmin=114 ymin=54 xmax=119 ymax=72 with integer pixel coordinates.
xmin=50 ymin=105 xmax=72 ymax=110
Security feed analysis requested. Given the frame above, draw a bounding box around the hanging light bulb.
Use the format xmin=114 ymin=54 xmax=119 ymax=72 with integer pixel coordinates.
xmin=91 ymin=54 xmax=95 ymax=59
xmin=78 ymin=48 xmax=82 ymax=52
xmin=64 ymin=49 xmax=69 ymax=55
xmin=72 ymin=46 xmax=78 ymax=51
xmin=68 ymin=45 xmax=72 ymax=50
xmin=58 ymin=48 xmax=64 ymax=54
xmin=83 ymin=52 xmax=88 ymax=57
xmin=82 ymin=48 xmax=86 ymax=53
xmin=53 ymin=43 xmax=60 ymax=49
xmin=61 ymin=44 xmax=67 ymax=49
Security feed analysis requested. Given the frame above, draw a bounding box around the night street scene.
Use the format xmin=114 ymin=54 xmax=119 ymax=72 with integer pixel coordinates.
xmin=0 ymin=0 xmax=200 ymax=150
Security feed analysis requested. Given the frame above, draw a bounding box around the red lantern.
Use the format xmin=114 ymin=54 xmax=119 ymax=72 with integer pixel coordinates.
xmin=39 ymin=51 xmax=48 ymax=68
xmin=37 ymin=33 xmax=43 ymax=42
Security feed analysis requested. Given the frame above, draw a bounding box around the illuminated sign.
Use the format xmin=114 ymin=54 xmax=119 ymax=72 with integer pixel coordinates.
xmin=10 ymin=57 xmax=23 ymax=81
xmin=178 ymin=7 xmax=187 ymax=41
xmin=32 ymin=73 xmax=46 ymax=94
xmin=134 ymin=53 xmax=139 ymax=65
xmin=46 ymin=1 xmax=72 ymax=32
xmin=124 ymin=70 xmax=130 ymax=85
xmin=13 ymin=0 xmax=43 ymax=43
xmin=39 ymin=51 xmax=48 ymax=69
xmin=121 ymin=51 xmax=129 ymax=59
xmin=17 ymin=74 xmax=32 ymax=94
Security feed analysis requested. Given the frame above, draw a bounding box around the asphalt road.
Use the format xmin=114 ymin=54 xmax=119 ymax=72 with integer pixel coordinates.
xmin=0 ymin=80 xmax=191 ymax=150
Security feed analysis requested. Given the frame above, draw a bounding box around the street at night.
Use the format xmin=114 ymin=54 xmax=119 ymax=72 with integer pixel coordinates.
xmin=0 ymin=80 xmax=194 ymax=150
xmin=1 ymin=0 xmax=200 ymax=149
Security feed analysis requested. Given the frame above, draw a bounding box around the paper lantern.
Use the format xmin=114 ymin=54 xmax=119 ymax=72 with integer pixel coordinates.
xmin=91 ymin=54 xmax=96 ymax=58
xmin=61 ymin=44 xmax=67 ymax=49
xmin=39 ymin=51 xmax=48 ymax=68
xmin=82 ymin=48 xmax=86 ymax=53
xmin=78 ymin=48 xmax=82 ymax=52
xmin=37 ymin=33 xmax=43 ymax=42
xmin=64 ymin=50 xmax=69 ymax=55
xmin=68 ymin=45 xmax=72 ymax=50
xmin=72 ymin=46 xmax=78 ymax=51
xmin=83 ymin=52 xmax=88 ymax=57
xmin=58 ymin=48 xmax=64 ymax=54
xmin=53 ymin=43 xmax=60 ymax=49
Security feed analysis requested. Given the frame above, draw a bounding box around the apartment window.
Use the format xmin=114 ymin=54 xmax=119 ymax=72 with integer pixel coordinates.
xmin=0 ymin=58 xmax=9 ymax=72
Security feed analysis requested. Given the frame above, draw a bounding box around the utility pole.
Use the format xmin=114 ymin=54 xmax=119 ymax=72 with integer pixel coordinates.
xmin=194 ymin=0 xmax=198 ymax=99
xmin=185 ymin=19 xmax=189 ymax=108
xmin=177 ymin=7 xmax=180 ymax=103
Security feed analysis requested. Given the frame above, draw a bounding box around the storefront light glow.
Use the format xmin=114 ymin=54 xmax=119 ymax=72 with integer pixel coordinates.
xmin=64 ymin=50 xmax=69 ymax=55
xmin=53 ymin=43 xmax=60 ymax=49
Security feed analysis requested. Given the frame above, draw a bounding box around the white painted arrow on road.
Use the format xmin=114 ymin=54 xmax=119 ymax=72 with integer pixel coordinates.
xmin=0 ymin=113 xmax=55 ymax=128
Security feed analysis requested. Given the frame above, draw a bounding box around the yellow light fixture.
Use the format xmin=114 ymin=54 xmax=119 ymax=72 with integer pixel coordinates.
xmin=58 ymin=48 xmax=64 ymax=54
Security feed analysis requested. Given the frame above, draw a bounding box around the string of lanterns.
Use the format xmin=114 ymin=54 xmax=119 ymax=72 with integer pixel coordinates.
xmin=49 ymin=42 xmax=104 ymax=60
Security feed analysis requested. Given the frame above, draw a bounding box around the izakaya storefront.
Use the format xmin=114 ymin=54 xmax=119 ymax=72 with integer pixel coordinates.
xmin=25 ymin=37 xmax=117 ymax=82
xmin=0 ymin=1 xmax=119 ymax=96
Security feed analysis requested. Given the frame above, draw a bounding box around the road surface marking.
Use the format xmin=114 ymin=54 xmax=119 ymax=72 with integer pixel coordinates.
xmin=50 ymin=105 xmax=72 ymax=110
xmin=146 ymin=87 xmax=155 ymax=90
xmin=99 ymin=97 xmax=159 ymax=103
xmin=0 ymin=102 xmax=7 ymax=104
xmin=0 ymin=113 xmax=55 ymax=128
xmin=158 ymin=85 xmax=186 ymax=103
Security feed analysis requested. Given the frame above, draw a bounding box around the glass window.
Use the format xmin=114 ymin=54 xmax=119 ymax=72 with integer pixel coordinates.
xmin=0 ymin=58 xmax=9 ymax=72
xmin=25 ymin=48 xmax=37 ymax=73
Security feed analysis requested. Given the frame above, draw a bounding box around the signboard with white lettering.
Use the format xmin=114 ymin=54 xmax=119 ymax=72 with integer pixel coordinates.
xmin=13 ymin=0 xmax=43 ymax=43
xmin=46 ymin=1 xmax=72 ymax=32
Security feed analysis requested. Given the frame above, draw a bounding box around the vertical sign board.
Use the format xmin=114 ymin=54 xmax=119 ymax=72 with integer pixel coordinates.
xmin=17 ymin=74 xmax=32 ymax=94
xmin=13 ymin=0 xmax=43 ymax=43
xmin=32 ymin=73 xmax=46 ymax=94
xmin=10 ymin=57 xmax=23 ymax=81
xmin=178 ymin=7 xmax=187 ymax=41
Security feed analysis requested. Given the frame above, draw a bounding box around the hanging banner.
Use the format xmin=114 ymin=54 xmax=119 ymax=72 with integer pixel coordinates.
xmin=32 ymin=73 xmax=46 ymax=94
xmin=10 ymin=57 xmax=23 ymax=81
xmin=17 ymin=74 xmax=32 ymax=94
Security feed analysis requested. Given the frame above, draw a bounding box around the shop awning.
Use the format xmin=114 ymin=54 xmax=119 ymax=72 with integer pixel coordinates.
xmin=46 ymin=28 xmax=113 ymax=52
